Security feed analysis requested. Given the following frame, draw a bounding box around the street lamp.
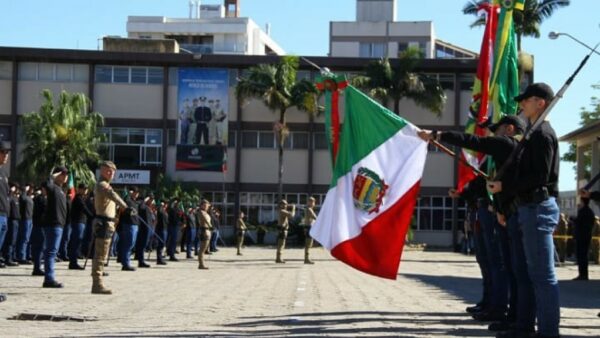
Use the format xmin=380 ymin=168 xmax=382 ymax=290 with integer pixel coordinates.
xmin=548 ymin=31 xmax=600 ymax=56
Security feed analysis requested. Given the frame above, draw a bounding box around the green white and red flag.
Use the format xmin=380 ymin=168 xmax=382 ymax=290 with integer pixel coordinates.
xmin=310 ymin=85 xmax=427 ymax=279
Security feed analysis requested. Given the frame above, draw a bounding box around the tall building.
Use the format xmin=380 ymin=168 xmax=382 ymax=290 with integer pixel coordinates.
xmin=330 ymin=0 xmax=476 ymax=59
xmin=126 ymin=0 xmax=284 ymax=56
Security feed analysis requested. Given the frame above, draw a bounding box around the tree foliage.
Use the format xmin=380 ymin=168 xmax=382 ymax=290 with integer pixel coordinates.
xmin=236 ymin=56 xmax=320 ymax=200
xmin=462 ymin=0 xmax=570 ymax=51
xmin=18 ymin=90 xmax=104 ymax=187
xmin=351 ymin=48 xmax=446 ymax=116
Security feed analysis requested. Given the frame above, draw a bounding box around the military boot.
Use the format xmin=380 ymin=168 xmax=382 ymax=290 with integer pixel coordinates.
xmin=304 ymin=253 xmax=314 ymax=265
xmin=92 ymin=282 xmax=112 ymax=295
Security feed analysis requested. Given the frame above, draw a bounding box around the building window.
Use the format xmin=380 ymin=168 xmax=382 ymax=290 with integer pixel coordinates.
xmin=99 ymin=128 xmax=163 ymax=166
xmin=95 ymin=65 xmax=163 ymax=85
xmin=412 ymin=196 xmax=466 ymax=231
xmin=227 ymin=131 xmax=236 ymax=148
xmin=259 ymin=131 xmax=275 ymax=149
xmin=238 ymin=192 xmax=325 ymax=226
xmin=359 ymin=43 xmax=386 ymax=58
xmin=313 ymin=132 xmax=329 ymax=150
xmin=0 ymin=61 xmax=11 ymax=80
xmin=241 ymin=131 xmax=258 ymax=148
xmin=18 ymin=62 xmax=88 ymax=82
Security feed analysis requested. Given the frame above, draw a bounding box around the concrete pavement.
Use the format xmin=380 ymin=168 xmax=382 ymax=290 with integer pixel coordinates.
xmin=0 ymin=247 xmax=598 ymax=337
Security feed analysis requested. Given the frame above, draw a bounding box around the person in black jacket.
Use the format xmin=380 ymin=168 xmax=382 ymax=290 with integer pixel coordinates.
xmin=15 ymin=184 xmax=33 ymax=264
xmin=3 ymin=183 xmax=20 ymax=266
xmin=118 ymin=186 xmax=140 ymax=271
xmin=41 ymin=166 xmax=69 ymax=288
xmin=0 ymin=141 xmax=10 ymax=302
xmin=80 ymin=191 xmax=95 ymax=260
xmin=67 ymin=184 xmax=94 ymax=270
xmin=185 ymin=205 xmax=197 ymax=259
xmin=135 ymin=193 xmax=154 ymax=268
xmin=488 ymin=83 xmax=560 ymax=338
xmin=155 ymin=201 xmax=168 ymax=265
xmin=573 ymin=197 xmax=595 ymax=280
xmin=30 ymin=187 xmax=47 ymax=276
xmin=194 ymin=96 xmax=212 ymax=145
xmin=167 ymin=199 xmax=181 ymax=261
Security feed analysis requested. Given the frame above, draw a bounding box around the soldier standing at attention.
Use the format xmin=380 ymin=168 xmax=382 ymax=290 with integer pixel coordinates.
xmin=275 ymin=200 xmax=295 ymax=264
xmin=0 ymin=142 xmax=10 ymax=302
xmin=68 ymin=184 xmax=93 ymax=270
xmin=155 ymin=201 xmax=168 ymax=265
xmin=41 ymin=166 xmax=69 ymax=288
xmin=197 ymin=199 xmax=212 ymax=269
xmin=235 ymin=210 xmax=247 ymax=256
xmin=16 ymin=183 xmax=34 ymax=265
xmin=303 ymin=197 xmax=317 ymax=264
xmin=91 ymin=161 xmax=128 ymax=295
xmin=136 ymin=193 xmax=154 ymax=268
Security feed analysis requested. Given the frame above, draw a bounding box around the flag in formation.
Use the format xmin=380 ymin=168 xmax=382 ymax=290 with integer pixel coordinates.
xmin=310 ymin=85 xmax=427 ymax=280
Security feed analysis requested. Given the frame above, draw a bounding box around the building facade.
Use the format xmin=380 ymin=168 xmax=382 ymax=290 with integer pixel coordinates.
xmin=0 ymin=46 xmax=477 ymax=247
xmin=330 ymin=0 xmax=477 ymax=59
xmin=126 ymin=0 xmax=284 ymax=56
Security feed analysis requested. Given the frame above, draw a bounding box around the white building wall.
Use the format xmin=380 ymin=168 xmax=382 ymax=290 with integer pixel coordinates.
xmin=17 ymin=81 xmax=88 ymax=115
xmin=94 ymin=84 xmax=162 ymax=119
xmin=331 ymin=42 xmax=360 ymax=58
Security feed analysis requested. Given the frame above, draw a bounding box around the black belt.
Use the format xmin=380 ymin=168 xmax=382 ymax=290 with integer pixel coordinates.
xmin=96 ymin=215 xmax=117 ymax=222
xmin=518 ymin=187 xmax=550 ymax=204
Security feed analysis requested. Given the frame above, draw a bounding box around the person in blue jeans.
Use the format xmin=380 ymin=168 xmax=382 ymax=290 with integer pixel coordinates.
xmin=41 ymin=166 xmax=70 ymax=288
xmin=68 ymin=184 xmax=94 ymax=269
xmin=0 ymin=142 xmax=10 ymax=302
xmin=16 ymin=184 xmax=34 ymax=264
xmin=3 ymin=184 xmax=20 ymax=266
xmin=209 ymin=207 xmax=221 ymax=253
xmin=119 ymin=186 xmax=140 ymax=271
xmin=155 ymin=201 xmax=168 ymax=265
xmin=167 ymin=199 xmax=181 ymax=261
xmin=185 ymin=207 xmax=197 ymax=259
xmin=30 ymin=187 xmax=47 ymax=276
xmin=488 ymin=83 xmax=560 ymax=338
xmin=136 ymin=193 xmax=154 ymax=268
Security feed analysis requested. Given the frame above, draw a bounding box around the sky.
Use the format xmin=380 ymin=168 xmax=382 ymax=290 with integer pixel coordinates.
xmin=1 ymin=0 xmax=599 ymax=192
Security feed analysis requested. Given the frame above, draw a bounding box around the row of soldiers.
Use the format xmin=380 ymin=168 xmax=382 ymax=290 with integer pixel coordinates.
xmin=0 ymin=155 xmax=319 ymax=300
xmin=418 ymin=83 xmax=562 ymax=338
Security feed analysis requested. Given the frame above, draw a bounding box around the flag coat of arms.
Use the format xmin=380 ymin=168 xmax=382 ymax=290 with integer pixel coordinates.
xmin=310 ymin=85 xmax=427 ymax=279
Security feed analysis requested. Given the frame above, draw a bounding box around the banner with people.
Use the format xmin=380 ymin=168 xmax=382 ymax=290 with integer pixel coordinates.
xmin=176 ymin=68 xmax=229 ymax=171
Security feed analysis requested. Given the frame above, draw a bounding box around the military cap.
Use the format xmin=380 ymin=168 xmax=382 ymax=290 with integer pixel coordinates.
xmin=52 ymin=166 xmax=69 ymax=175
xmin=0 ymin=141 xmax=11 ymax=152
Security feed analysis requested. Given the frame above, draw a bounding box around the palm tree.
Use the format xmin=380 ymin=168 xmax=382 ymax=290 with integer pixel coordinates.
xmin=463 ymin=0 xmax=570 ymax=51
xmin=236 ymin=56 xmax=319 ymax=201
xmin=18 ymin=89 xmax=104 ymax=187
xmin=351 ymin=48 xmax=446 ymax=116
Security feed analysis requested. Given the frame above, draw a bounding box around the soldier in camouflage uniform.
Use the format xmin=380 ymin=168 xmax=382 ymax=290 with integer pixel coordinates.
xmin=275 ymin=200 xmax=295 ymax=264
xmin=91 ymin=161 xmax=129 ymax=295
xmin=197 ymin=199 xmax=212 ymax=269
xmin=302 ymin=197 xmax=317 ymax=264
xmin=236 ymin=211 xmax=247 ymax=256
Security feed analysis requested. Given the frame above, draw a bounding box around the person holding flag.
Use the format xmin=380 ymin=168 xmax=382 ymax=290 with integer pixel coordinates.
xmin=68 ymin=183 xmax=94 ymax=270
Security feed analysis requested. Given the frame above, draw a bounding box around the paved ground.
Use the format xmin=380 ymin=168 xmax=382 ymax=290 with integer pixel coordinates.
xmin=0 ymin=246 xmax=598 ymax=337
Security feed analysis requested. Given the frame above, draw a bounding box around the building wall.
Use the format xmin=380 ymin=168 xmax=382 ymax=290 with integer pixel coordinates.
xmin=94 ymin=83 xmax=163 ymax=119
xmin=0 ymin=80 xmax=11 ymax=115
xmin=17 ymin=81 xmax=89 ymax=115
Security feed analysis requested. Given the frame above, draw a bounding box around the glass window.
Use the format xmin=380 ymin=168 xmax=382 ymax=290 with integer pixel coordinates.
xmin=0 ymin=61 xmax=11 ymax=80
xmin=283 ymin=134 xmax=291 ymax=149
xmin=242 ymin=131 xmax=257 ymax=148
xmin=372 ymin=43 xmax=385 ymax=58
xmin=111 ymin=128 xmax=128 ymax=144
xmin=113 ymin=145 xmax=139 ymax=167
xmin=38 ymin=63 xmax=54 ymax=81
xmin=18 ymin=62 xmax=37 ymax=80
xmin=131 ymin=67 xmax=147 ymax=84
xmin=259 ymin=131 xmax=275 ymax=149
xmin=146 ymin=129 xmax=162 ymax=145
xmin=73 ymin=64 xmax=89 ymax=82
xmin=95 ymin=65 xmax=112 ymax=83
xmin=228 ymin=131 xmax=236 ymax=148
xmin=56 ymin=64 xmax=72 ymax=81
xmin=314 ymin=132 xmax=328 ymax=150
xmin=113 ymin=67 xmax=129 ymax=83
xmin=359 ymin=43 xmax=371 ymax=58
xmin=261 ymin=193 xmax=273 ymax=205
xmin=144 ymin=147 xmax=160 ymax=164
xmin=148 ymin=67 xmax=163 ymax=84
xmin=293 ymin=132 xmax=309 ymax=149
xmin=129 ymin=129 xmax=145 ymax=144
xmin=398 ymin=42 xmax=409 ymax=55
xmin=0 ymin=126 xmax=11 ymax=141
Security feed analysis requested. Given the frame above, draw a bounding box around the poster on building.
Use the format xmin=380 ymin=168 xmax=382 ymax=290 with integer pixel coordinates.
xmin=176 ymin=68 xmax=229 ymax=171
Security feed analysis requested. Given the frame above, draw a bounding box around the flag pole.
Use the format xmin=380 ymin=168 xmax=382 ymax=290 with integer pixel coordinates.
xmin=428 ymin=139 xmax=488 ymax=179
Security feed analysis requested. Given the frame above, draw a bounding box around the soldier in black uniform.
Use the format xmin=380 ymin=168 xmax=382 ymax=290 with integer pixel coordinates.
xmin=420 ymin=115 xmax=533 ymax=334
xmin=155 ymin=201 xmax=168 ymax=265
xmin=572 ymin=196 xmax=594 ymax=281
xmin=0 ymin=142 xmax=10 ymax=302
xmin=16 ymin=183 xmax=34 ymax=265
xmin=136 ymin=193 xmax=154 ymax=268
xmin=3 ymin=183 xmax=20 ymax=266
xmin=194 ymin=96 xmax=212 ymax=145
xmin=118 ymin=186 xmax=140 ymax=271
xmin=167 ymin=198 xmax=181 ymax=261
xmin=487 ymin=83 xmax=560 ymax=338
xmin=68 ymin=184 xmax=94 ymax=270
xmin=30 ymin=187 xmax=47 ymax=276
xmin=41 ymin=166 xmax=70 ymax=288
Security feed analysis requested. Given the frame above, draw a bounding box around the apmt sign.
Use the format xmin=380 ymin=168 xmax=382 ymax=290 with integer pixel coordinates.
xmin=96 ymin=170 xmax=150 ymax=185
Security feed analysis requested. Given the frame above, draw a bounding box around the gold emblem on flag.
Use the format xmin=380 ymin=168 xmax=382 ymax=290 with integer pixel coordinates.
xmin=352 ymin=167 xmax=388 ymax=214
